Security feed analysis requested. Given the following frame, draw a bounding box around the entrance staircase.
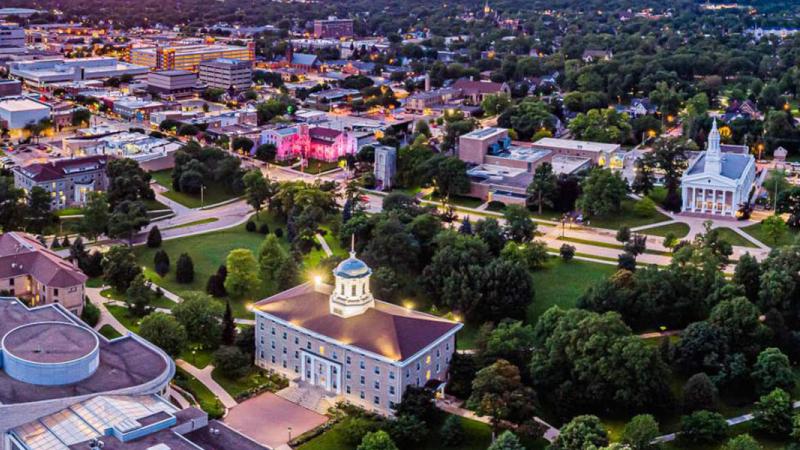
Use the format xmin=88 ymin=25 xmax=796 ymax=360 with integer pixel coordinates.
xmin=276 ymin=379 xmax=339 ymax=414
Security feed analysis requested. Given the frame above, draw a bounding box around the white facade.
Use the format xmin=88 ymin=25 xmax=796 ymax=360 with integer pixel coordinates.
xmin=680 ymin=120 xmax=757 ymax=217
xmin=0 ymin=99 xmax=49 ymax=130
xmin=9 ymin=58 xmax=148 ymax=86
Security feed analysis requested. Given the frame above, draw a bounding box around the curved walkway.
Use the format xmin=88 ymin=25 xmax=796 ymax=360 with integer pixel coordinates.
xmin=176 ymin=359 xmax=237 ymax=409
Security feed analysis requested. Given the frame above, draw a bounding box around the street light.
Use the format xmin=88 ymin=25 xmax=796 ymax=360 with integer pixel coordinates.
xmin=288 ymin=427 xmax=293 ymax=442
xmin=200 ymin=184 xmax=206 ymax=208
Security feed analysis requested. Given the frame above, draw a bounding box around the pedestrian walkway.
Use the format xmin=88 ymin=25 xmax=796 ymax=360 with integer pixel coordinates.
xmin=176 ymin=359 xmax=238 ymax=409
xmin=435 ymin=398 xmax=560 ymax=442
xmin=315 ymin=233 xmax=333 ymax=257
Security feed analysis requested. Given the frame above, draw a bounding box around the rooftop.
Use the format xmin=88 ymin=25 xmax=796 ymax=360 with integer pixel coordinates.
xmin=15 ymin=155 xmax=108 ymax=183
xmin=0 ymin=232 xmax=88 ymax=288
xmin=255 ymin=283 xmax=460 ymax=361
xmin=0 ymin=98 xmax=49 ymax=113
xmin=462 ymin=127 xmax=507 ymax=141
xmin=0 ymin=296 xmax=172 ymax=405
xmin=3 ymin=321 xmax=97 ymax=364
xmin=687 ymin=152 xmax=753 ymax=180
xmin=532 ymin=137 xmax=620 ymax=153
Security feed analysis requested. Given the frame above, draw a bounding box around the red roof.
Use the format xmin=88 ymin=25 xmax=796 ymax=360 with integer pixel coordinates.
xmin=255 ymin=283 xmax=460 ymax=361
xmin=0 ymin=233 xmax=87 ymax=288
xmin=16 ymin=155 xmax=109 ymax=182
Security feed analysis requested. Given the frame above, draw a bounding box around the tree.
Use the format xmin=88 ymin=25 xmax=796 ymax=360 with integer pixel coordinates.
xmin=421 ymin=155 xmax=470 ymax=199
xmin=552 ymin=415 xmax=609 ymax=450
xmin=560 ymin=244 xmax=575 ymax=261
xmin=357 ymin=431 xmax=398 ymax=450
xmin=224 ymin=249 xmax=261 ymax=298
xmin=466 ymin=359 xmax=537 ymax=429
xmin=255 ymin=143 xmax=277 ymax=162
xmin=222 ymin=301 xmax=236 ymax=346
xmin=568 ymin=109 xmax=632 ymax=143
xmin=26 ymin=186 xmax=55 ymax=234
xmin=71 ymin=108 xmax=91 ymax=127
xmin=682 ymin=372 xmax=718 ymax=412
xmin=106 ymin=158 xmax=154 ymax=208
xmin=761 ymin=215 xmax=788 ymax=245
xmin=753 ymin=388 xmax=793 ymax=435
xmin=481 ymin=320 xmax=535 ymax=369
xmin=125 ymin=274 xmax=153 ymax=316
xmin=276 ymin=255 xmax=299 ymax=290
xmin=107 ymin=200 xmax=149 ymax=245
xmin=139 ymin=313 xmax=187 ymax=357
xmin=503 ymin=205 xmax=536 ymax=243
xmin=232 ymin=136 xmax=254 ymax=154
xmin=481 ymin=93 xmax=511 ymax=116
xmin=621 ymin=414 xmax=659 ymax=450
xmin=487 ymin=431 xmax=526 ymax=450
xmin=0 ymin=176 xmax=26 ymax=232
xmin=364 ymin=215 xmax=420 ymax=272
xmin=480 ymin=258 xmax=533 ymax=322
xmin=154 ymin=250 xmax=170 ymax=277
xmin=439 ymin=415 xmax=464 ymax=447
xmin=103 ymin=246 xmax=141 ymax=292
xmin=258 ymin=233 xmax=287 ymax=283
xmin=680 ymin=410 xmax=727 ymax=445
xmin=616 ymin=227 xmax=631 ymax=244
xmin=175 ymin=253 xmax=194 ymax=284
xmin=79 ymin=191 xmax=109 ymax=241
xmin=393 ymin=386 xmax=436 ymax=424
xmin=776 ymin=186 xmax=800 ymax=228
xmin=213 ymin=346 xmax=250 ymax=378
xmin=146 ymin=226 xmax=162 ymax=248
xmin=497 ymin=98 xmax=557 ymax=140
xmin=618 ymin=252 xmax=637 ymax=270
xmin=475 ymin=218 xmax=507 ymax=256
xmin=723 ymin=434 xmax=762 ymax=450
xmin=646 ymin=138 xmax=693 ymax=211
xmin=173 ymin=292 xmax=224 ymax=347
xmin=733 ymin=253 xmax=761 ymax=303
xmin=577 ymin=168 xmax=628 ymax=217
xmin=526 ymin=162 xmax=557 ymax=214
xmin=752 ymin=348 xmax=795 ymax=395
xmin=243 ymin=170 xmax=275 ymax=217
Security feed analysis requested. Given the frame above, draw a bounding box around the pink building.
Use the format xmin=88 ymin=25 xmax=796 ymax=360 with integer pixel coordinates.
xmin=259 ymin=124 xmax=357 ymax=162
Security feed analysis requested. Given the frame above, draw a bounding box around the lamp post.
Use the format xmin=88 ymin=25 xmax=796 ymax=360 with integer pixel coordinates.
xmin=200 ymin=184 xmax=206 ymax=208
xmin=288 ymin=427 xmax=293 ymax=442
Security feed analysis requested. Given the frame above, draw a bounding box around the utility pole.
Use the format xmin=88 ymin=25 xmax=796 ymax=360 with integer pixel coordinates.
xmin=200 ymin=184 xmax=206 ymax=208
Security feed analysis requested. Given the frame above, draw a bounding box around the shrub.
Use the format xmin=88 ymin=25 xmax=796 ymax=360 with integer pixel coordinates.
xmin=82 ymin=251 xmax=104 ymax=277
xmin=633 ymin=197 xmax=657 ymax=217
xmin=213 ymin=346 xmax=251 ymax=379
xmin=154 ymin=250 xmax=170 ymax=277
xmin=440 ymin=415 xmax=464 ymax=446
xmin=81 ymin=298 xmax=100 ymax=327
xmin=560 ymin=243 xmax=576 ymax=261
xmin=147 ymin=226 xmax=162 ymax=248
xmin=175 ymin=253 xmax=194 ymax=283
xmin=245 ymin=220 xmax=256 ymax=232
xmin=680 ymin=410 xmax=727 ymax=444
xmin=259 ymin=223 xmax=269 ymax=234
xmin=274 ymin=227 xmax=284 ymax=238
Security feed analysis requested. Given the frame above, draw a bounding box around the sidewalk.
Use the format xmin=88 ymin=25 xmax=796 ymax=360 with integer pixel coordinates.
xmin=176 ymin=359 xmax=238 ymax=409
xmin=435 ymin=398 xmax=560 ymax=442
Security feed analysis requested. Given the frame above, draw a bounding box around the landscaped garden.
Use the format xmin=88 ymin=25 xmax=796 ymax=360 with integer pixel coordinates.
xmin=640 ymin=221 xmax=691 ymax=238
xmin=714 ymin=227 xmax=758 ymax=248
xmin=173 ymin=367 xmax=225 ymax=419
xmin=150 ymin=169 xmax=240 ymax=208
xmin=584 ymin=198 xmax=671 ymax=230
xmin=742 ymin=220 xmax=799 ymax=247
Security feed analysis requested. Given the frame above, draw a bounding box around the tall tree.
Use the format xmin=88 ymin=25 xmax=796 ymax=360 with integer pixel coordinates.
xmin=527 ymin=162 xmax=557 ymax=215
xmin=224 ymin=249 xmax=261 ymax=298
xmin=222 ymin=301 xmax=236 ymax=346
xmin=107 ymin=200 xmax=149 ymax=245
xmin=79 ymin=191 xmax=109 ymax=241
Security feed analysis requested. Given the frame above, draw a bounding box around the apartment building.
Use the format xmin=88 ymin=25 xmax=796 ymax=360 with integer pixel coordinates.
xmin=12 ymin=155 xmax=109 ymax=210
xmin=313 ymin=17 xmax=355 ymax=39
xmin=131 ymin=43 xmax=255 ymax=72
xmin=198 ymin=58 xmax=252 ymax=92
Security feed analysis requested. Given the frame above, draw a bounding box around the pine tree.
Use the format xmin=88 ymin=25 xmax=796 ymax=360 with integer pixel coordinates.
xmin=176 ymin=253 xmax=194 ymax=283
xmin=154 ymin=250 xmax=170 ymax=277
xmin=458 ymin=216 xmax=472 ymax=234
xmin=222 ymin=301 xmax=236 ymax=346
xmin=147 ymin=226 xmax=162 ymax=248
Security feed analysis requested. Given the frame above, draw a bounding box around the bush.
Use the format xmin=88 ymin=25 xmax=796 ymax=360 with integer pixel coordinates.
xmin=259 ymin=223 xmax=269 ymax=234
xmin=81 ymin=298 xmax=100 ymax=327
xmin=176 ymin=253 xmax=194 ymax=283
xmin=683 ymin=372 xmax=718 ymax=412
xmin=274 ymin=227 xmax=284 ymax=238
xmin=680 ymin=410 xmax=727 ymax=445
xmin=82 ymin=251 xmax=104 ymax=277
xmin=213 ymin=346 xmax=251 ymax=379
xmin=246 ymin=220 xmax=256 ymax=232
xmin=560 ymin=243 xmax=576 ymax=261
xmin=147 ymin=226 xmax=162 ymax=248
xmin=633 ymin=197 xmax=657 ymax=217
xmin=342 ymin=417 xmax=383 ymax=446
xmin=440 ymin=415 xmax=464 ymax=446
xmin=61 ymin=235 xmax=71 ymax=247
xmin=154 ymin=250 xmax=170 ymax=277
xmin=139 ymin=313 xmax=187 ymax=357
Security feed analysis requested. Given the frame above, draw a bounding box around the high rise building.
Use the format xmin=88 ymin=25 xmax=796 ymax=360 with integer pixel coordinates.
xmin=198 ymin=58 xmax=252 ymax=92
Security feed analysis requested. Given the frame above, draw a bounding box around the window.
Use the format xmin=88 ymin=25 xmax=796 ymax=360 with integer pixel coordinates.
xmin=271 ymin=355 xmax=276 ymax=363
xmin=389 ymin=386 xmax=395 ymax=395
xmin=360 ymin=391 xmax=365 ymax=399
xmin=351 ymin=285 xmax=356 ymax=296
xmin=282 ymin=360 xmax=287 ymax=368
xmin=346 ymin=386 xmax=351 ymax=394
xmin=294 ymin=351 xmax=299 ymax=358
xmin=259 ymin=350 xmax=264 ymax=359
xmin=416 ymin=362 xmax=420 ymax=370
xmin=446 ymin=343 xmax=450 ymax=351
xmin=282 ymin=347 xmax=287 ymax=354
xmin=333 ymin=351 xmax=338 ymax=360
xmin=389 ymin=371 xmax=395 ymax=380
xmin=306 ymin=341 xmax=311 ymax=350
xmin=374 ymin=366 xmax=380 ymax=375
xmin=360 ymin=375 xmax=365 ymax=385
xmin=259 ymin=336 xmax=264 ymax=345
xmin=294 ymin=337 xmax=299 ymax=344
xmin=8 ymin=279 xmax=13 ymax=286
xmin=436 ymin=364 xmax=440 ymax=372
xmin=374 ymin=381 xmax=380 ymax=389
xmin=373 ymin=396 xmax=380 ymax=405
xmin=282 ymin=332 xmax=287 ymax=339
xmin=436 ymin=349 xmax=440 ymax=357
xmin=426 ymin=355 xmax=431 ymax=364
xmin=346 ymin=371 xmax=351 ymax=380
xmin=259 ymin=322 xmax=264 ymax=330
xmin=360 ymin=360 xmax=365 ymax=369
xmin=270 ymin=341 xmax=275 ymax=349
xmin=271 ymin=327 xmax=275 ymax=335
xmin=294 ymin=366 xmax=299 ymax=373
xmin=53 ymin=288 xmax=58 ymax=296
xmin=346 ymin=355 xmax=351 ymax=364
xmin=406 ymin=369 xmax=410 ymax=378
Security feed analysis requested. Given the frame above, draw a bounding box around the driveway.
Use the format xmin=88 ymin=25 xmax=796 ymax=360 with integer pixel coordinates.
xmin=224 ymin=393 xmax=328 ymax=448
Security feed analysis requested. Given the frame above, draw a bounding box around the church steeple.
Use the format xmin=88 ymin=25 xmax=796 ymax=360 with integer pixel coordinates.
xmin=329 ymin=237 xmax=374 ymax=318
xmin=705 ymin=118 xmax=722 ymax=176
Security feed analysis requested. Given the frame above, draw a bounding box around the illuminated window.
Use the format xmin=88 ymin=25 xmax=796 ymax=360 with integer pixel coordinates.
xmin=426 ymin=355 xmax=431 ymax=364
xmin=425 ymin=370 xmax=431 ymax=380
xmin=319 ymin=345 xmax=325 ymax=355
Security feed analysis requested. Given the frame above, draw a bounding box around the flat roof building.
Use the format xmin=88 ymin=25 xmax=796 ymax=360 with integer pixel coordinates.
xmin=9 ymin=58 xmax=148 ymax=87
xmin=146 ymin=70 xmax=197 ymax=99
xmin=131 ymin=43 xmax=255 ymax=72
xmin=313 ymin=17 xmax=355 ymax=39
xmin=198 ymin=58 xmax=252 ymax=93
xmin=0 ymin=97 xmax=49 ymax=131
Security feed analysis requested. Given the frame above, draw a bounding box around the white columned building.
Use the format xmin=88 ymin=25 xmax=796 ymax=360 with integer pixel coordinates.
xmin=680 ymin=119 xmax=756 ymax=218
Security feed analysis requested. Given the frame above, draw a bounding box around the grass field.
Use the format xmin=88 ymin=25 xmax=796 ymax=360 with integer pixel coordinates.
xmin=715 ymin=227 xmax=758 ymax=248
xmin=98 ymin=324 xmax=122 ymax=339
xmin=99 ymin=287 xmax=177 ymax=310
xmin=106 ymin=305 xmax=143 ymax=333
xmin=641 ymin=222 xmax=691 ymax=238
xmin=425 ymin=192 xmax=484 ymax=209
xmin=742 ymin=220 xmax=798 ymax=247
xmin=585 ymin=198 xmax=671 ymax=230
xmin=211 ymin=367 xmax=288 ymax=400
xmin=150 ymin=169 xmax=239 ymax=208
xmin=133 ymin=216 xmax=286 ymax=318
xmin=298 ymin=413 xmax=547 ymax=450
xmin=302 ymin=159 xmax=341 ymax=174
xmin=527 ymin=257 xmax=616 ymax=324
xmin=174 ymin=367 xmax=225 ymax=419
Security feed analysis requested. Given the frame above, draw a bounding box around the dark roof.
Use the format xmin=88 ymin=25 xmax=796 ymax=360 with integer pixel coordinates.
xmin=69 ymin=428 xmax=200 ymax=450
xmin=184 ymin=420 xmax=270 ymax=450
xmin=452 ymin=78 xmax=506 ymax=94
xmin=3 ymin=321 xmax=97 ymax=363
xmin=0 ymin=298 xmax=171 ymax=404
xmin=0 ymin=232 xmax=87 ymax=287
xmin=15 ymin=155 xmax=108 ymax=182
xmin=687 ymin=153 xmax=753 ymax=180
xmin=309 ymin=127 xmax=342 ymax=140
xmin=255 ymin=283 xmax=460 ymax=361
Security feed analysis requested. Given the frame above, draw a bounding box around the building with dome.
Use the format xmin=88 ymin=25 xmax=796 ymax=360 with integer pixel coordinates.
xmin=253 ymin=249 xmax=462 ymax=415
xmin=680 ymin=119 xmax=757 ymax=217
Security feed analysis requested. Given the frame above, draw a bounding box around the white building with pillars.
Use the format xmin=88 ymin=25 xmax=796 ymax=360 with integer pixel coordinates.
xmin=680 ymin=119 xmax=756 ymax=217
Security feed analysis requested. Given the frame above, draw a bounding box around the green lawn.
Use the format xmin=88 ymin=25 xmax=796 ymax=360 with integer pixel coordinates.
xmin=425 ymin=192 xmax=485 ymax=209
xmin=585 ymin=198 xmax=671 ymax=230
xmin=303 ymin=159 xmax=342 ymax=174
xmin=163 ymin=218 xmax=219 ymax=231
xmin=179 ymin=346 xmax=215 ymax=369
xmin=144 ymin=198 xmax=171 ymax=211
xmin=715 ymin=227 xmax=758 ymax=248
xmin=98 ymin=324 xmax=122 ymax=339
xmin=150 ymin=169 xmax=239 ymax=208
xmin=134 ymin=214 xmax=289 ymax=318
xmin=556 ymin=236 xmax=671 ymax=256
xmin=211 ymin=367 xmax=288 ymax=400
xmin=299 ymin=413 xmax=547 ymax=450
xmin=99 ymin=287 xmax=177 ymax=310
xmin=741 ymin=220 xmax=798 ymax=248
xmin=56 ymin=207 xmax=84 ymax=217
xmin=527 ymin=257 xmax=616 ymax=325
xmin=641 ymin=222 xmax=691 ymax=238
xmin=173 ymin=367 xmax=225 ymax=419
xmin=86 ymin=277 xmax=105 ymax=288
xmin=106 ymin=305 xmax=143 ymax=333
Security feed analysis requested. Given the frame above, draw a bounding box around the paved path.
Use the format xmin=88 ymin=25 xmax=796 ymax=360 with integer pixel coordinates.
xmin=224 ymin=392 xmax=328 ymax=448
xmin=87 ymin=286 xmax=129 ymax=336
xmin=315 ymin=233 xmax=333 ymax=257
xmin=435 ymin=398 xmax=560 ymax=442
xmin=176 ymin=359 xmax=238 ymax=409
